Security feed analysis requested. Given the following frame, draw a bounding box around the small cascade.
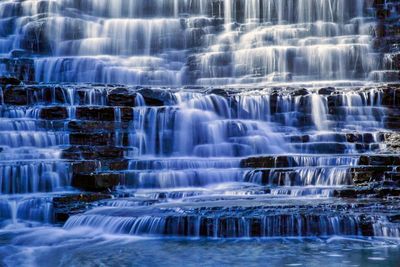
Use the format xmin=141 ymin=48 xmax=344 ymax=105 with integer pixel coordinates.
xmin=64 ymin=210 xmax=365 ymax=238
xmin=0 ymin=196 xmax=54 ymax=226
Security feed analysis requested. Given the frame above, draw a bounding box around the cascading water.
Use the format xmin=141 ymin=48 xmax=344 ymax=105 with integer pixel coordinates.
xmin=0 ymin=0 xmax=389 ymax=85
xmin=0 ymin=0 xmax=399 ymax=266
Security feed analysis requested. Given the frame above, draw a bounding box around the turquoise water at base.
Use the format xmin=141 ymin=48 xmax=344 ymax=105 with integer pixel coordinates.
xmin=0 ymin=227 xmax=399 ymax=267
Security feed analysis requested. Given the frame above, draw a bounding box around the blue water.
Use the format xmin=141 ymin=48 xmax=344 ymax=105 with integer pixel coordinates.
xmin=1 ymin=226 xmax=399 ymax=267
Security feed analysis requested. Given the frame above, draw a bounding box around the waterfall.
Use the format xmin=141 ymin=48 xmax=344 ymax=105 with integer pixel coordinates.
xmin=0 ymin=0 xmax=383 ymax=85
xmin=0 ymin=2 xmax=400 ymax=260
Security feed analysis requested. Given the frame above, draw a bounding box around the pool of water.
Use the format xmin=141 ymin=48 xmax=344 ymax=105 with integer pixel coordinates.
xmin=1 ymin=226 xmax=399 ymax=267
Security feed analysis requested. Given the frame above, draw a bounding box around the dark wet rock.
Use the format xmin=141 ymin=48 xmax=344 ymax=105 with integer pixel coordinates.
xmin=69 ymin=133 xmax=115 ymax=146
xmin=346 ymin=133 xmax=361 ymax=143
xmin=107 ymin=88 xmax=136 ymax=106
xmin=241 ymin=156 xmax=297 ymax=168
xmin=107 ymin=160 xmax=129 ymax=171
xmin=318 ymin=87 xmax=335 ymax=95
xmin=384 ymin=132 xmax=400 ymax=152
xmin=82 ymin=146 xmax=124 ymax=159
xmin=380 ymin=86 xmax=400 ymax=107
xmin=0 ymin=77 xmax=21 ymax=86
xmin=334 ymin=188 xmax=358 ymax=198
xmin=68 ymin=120 xmax=122 ymax=133
xmin=358 ymin=155 xmax=400 ymax=166
xmin=333 ymin=187 xmax=374 ymax=198
xmin=138 ymin=88 xmax=174 ymax=106
xmin=358 ymin=215 xmax=375 ymax=237
xmin=40 ymin=86 xmax=67 ymax=104
xmin=275 ymin=156 xmax=294 ymax=167
xmin=72 ymin=173 xmax=122 ymax=191
xmin=345 ymin=133 xmax=378 ymax=146
xmin=386 ymin=171 xmax=400 ymax=184
xmin=241 ymin=156 xmax=276 ymax=168
xmin=71 ymin=161 xmax=99 ymax=175
xmin=289 ymin=135 xmax=310 ymax=143
xmin=389 ymin=214 xmax=400 ymax=223
xmin=62 ymin=147 xmax=86 ymax=160
xmin=292 ymin=88 xmax=309 ymax=96
xmin=207 ymin=88 xmax=230 ymax=97
xmin=350 ymin=167 xmax=391 ymax=185
xmin=3 ymin=85 xmax=69 ymax=105
xmin=3 ymin=86 xmax=27 ymax=105
xmin=76 ymin=107 xmax=115 ymax=121
xmin=39 ymin=106 xmax=68 ymax=120
xmin=293 ymin=143 xmax=348 ymax=154
xmin=0 ymin=58 xmax=35 ymax=81
xmin=120 ymin=107 xmax=134 ymax=122
xmin=376 ymin=187 xmax=400 ymax=197
xmin=62 ymin=146 xmax=124 ymax=160
xmin=53 ymin=193 xmax=112 ymax=223
xmin=384 ymin=115 xmax=400 ymax=129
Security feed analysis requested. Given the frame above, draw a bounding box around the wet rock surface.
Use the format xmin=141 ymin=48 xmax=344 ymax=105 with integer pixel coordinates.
xmin=40 ymin=106 xmax=68 ymax=120
xmin=53 ymin=193 xmax=112 ymax=223
xmin=3 ymin=86 xmax=28 ymax=105
xmin=107 ymin=88 xmax=137 ymax=107
xmin=72 ymin=173 xmax=122 ymax=192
